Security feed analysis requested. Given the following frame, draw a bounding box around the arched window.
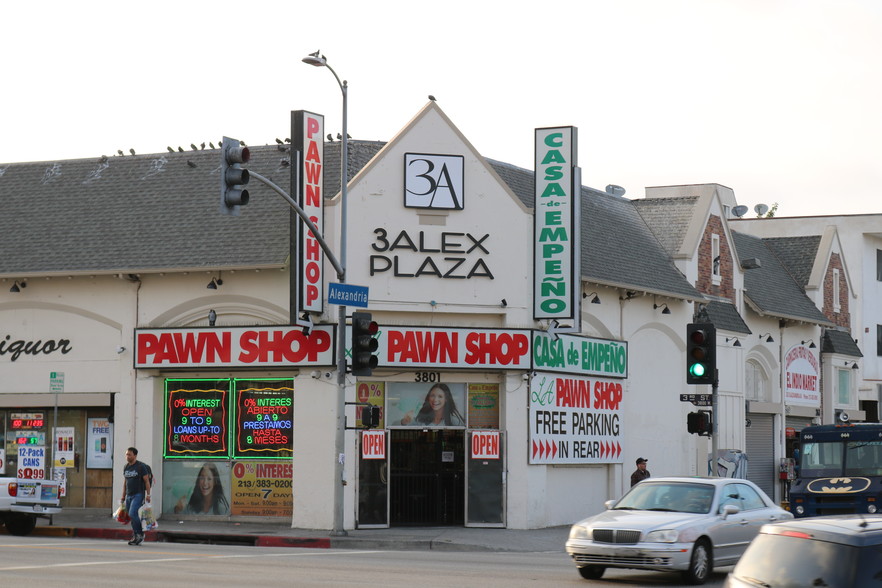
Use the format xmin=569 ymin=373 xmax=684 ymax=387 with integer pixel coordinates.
xmin=746 ymin=360 xmax=769 ymax=402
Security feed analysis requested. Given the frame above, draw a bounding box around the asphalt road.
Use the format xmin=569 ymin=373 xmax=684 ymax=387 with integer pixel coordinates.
xmin=0 ymin=534 xmax=730 ymax=587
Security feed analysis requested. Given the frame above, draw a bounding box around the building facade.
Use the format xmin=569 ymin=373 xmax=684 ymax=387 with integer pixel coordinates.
xmin=0 ymin=102 xmax=871 ymax=529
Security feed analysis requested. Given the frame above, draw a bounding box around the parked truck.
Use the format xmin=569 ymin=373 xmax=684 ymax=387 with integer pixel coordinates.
xmin=0 ymin=477 xmax=62 ymax=535
xmin=789 ymin=423 xmax=882 ymax=517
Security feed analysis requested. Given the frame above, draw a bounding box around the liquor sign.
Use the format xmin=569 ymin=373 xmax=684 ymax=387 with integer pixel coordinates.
xmin=533 ymin=126 xmax=580 ymax=322
xmin=528 ymin=372 xmax=623 ymax=465
xmin=135 ymin=325 xmax=334 ymax=368
xmin=293 ymin=110 xmax=325 ymax=314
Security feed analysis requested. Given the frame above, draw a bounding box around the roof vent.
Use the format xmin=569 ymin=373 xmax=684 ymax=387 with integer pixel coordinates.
xmin=740 ymin=258 xmax=762 ymax=270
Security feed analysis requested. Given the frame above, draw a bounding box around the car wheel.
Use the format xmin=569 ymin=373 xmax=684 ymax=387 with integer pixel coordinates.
xmin=3 ymin=514 xmax=37 ymax=536
xmin=683 ymin=538 xmax=712 ymax=585
xmin=578 ymin=565 xmax=605 ymax=580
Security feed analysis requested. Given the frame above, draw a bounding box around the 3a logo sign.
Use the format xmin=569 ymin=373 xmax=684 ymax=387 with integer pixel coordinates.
xmin=404 ymin=153 xmax=464 ymax=210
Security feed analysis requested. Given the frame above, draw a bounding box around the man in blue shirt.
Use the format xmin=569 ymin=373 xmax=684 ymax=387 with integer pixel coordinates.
xmin=120 ymin=447 xmax=151 ymax=545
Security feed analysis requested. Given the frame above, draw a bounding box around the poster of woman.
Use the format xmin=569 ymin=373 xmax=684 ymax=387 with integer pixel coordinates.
xmin=387 ymin=382 xmax=465 ymax=427
xmin=161 ymin=461 xmax=231 ymax=516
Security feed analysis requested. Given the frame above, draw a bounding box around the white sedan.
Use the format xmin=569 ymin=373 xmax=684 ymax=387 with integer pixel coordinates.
xmin=565 ymin=476 xmax=792 ymax=585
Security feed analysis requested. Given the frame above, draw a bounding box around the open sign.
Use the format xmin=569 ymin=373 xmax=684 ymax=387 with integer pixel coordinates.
xmin=361 ymin=431 xmax=385 ymax=460
xmin=471 ymin=431 xmax=500 ymax=459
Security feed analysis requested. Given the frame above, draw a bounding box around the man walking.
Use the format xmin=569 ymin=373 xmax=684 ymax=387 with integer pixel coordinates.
xmin=630 ymin=457 xmax=650 ymax=487
xmin=120 ymin=447 xmax=151 ymax=545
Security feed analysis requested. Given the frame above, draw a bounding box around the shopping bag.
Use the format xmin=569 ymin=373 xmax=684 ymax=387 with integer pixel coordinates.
xmin=114 ymin=501 xmax=130 ymax=524
xmin=139 ymin=502 xmax=158 ymax=531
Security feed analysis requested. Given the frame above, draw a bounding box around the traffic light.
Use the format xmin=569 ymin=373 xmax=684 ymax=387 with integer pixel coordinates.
xmin=686 ymin=323 xmax=716 ymax=385
xmin=687 ymin=410 xmax=713 ymax=436
xmin=351 ymin=312 xmax=379 ymax=376
xmin=361 ymin=405 xmax=381 ymax=429
xmin=220 ymin=136 xmax=250 ymax=215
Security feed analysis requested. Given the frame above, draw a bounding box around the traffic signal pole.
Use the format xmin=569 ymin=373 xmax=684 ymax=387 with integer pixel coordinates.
xmin=712 ymin=369 xmax=719 ymax=474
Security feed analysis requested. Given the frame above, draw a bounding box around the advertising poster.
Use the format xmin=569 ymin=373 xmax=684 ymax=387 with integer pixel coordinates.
xmin=86 ymin=418 xmax=113 ymax=469
xmin=528 ymin=372 xmax=623 ymax=464
xmin=53 ymin=467 xmax=67 ymax=497
xmin=230 ymin=461 xmax=293 ymax=517
xmin=17 ymin=445 xmax=46 ymax=478
xmin=0 ymin=448 xmax=5 ymax=474
xmin=467 ymin=383 xmax=499 ymax=429
xmin=387 ymin=382 xmax=466 ymax=427
xmin=161 ymin=460 xmax=231 ymax=516
xmin=356 ymin=382 xmax=385 ymax=429
xmin=53 ymin=427 xmax=75 ymax=468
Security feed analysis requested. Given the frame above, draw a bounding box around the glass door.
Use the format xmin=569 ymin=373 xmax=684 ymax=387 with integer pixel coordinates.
xmin=466 ymin=430 xmax=505 ymax=527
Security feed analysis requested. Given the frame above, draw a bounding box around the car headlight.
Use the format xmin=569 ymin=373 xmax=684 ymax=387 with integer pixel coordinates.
xmin=644 ymin=529 xmax=679 ymax=543
xmin=795 ymin=505 xmax=805 ymax=515
xmin=569 ymin=525 xmax=590 ymax=540
xmin=868 ymin=504 xmax=877 ymax=514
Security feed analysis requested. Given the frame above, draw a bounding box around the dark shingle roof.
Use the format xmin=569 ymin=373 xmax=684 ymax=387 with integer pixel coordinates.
xmin=488 ymin=160 xmax=702 ymax=301
xmin=822 ymin=329 xmax=863 ymax=357
xmin=762 ymin=236 xmax=822 ymax=287
xmin=733 ymin=231 xmax=833 ymax=326
xmin=633 ymin=197 xmax=700 ymax=256
xmin=705 ymin=300 xmax=751 ymax=335
xmin=0 ymin=142 xmax=384 ymax=276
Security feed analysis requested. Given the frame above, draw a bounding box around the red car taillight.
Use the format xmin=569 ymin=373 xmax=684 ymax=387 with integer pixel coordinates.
xmin=8 ymin=482 xmax=17 ymax=497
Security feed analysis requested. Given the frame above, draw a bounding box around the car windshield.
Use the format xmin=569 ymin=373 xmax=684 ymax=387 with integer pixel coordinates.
xmin=731 ymin=533 xmax=858 ymax=587
xmin=614 ymin=482 xmax=715 ymax=514
xmin=800 ymin=441 xmax=844 ymax=477
xmin=844 ymin=441 xmax=882 ymax=476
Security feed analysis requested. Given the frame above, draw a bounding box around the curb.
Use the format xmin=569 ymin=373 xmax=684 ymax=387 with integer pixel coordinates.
xmin=29 ymin=526 xmax=332 ymax=548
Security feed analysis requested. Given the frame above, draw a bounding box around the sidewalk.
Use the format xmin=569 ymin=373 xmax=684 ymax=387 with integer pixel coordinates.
xmin=19 ymin=509 xmax=570 ymax=553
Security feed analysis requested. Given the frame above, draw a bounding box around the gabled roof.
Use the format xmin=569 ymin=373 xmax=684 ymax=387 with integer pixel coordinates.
xmin=632 ymin=196 xmax=700 ymax=257
xmin=761 ymin=235 xmax=821 ymax=288
xmin=732 ymin=231 xmax=833 ymax=327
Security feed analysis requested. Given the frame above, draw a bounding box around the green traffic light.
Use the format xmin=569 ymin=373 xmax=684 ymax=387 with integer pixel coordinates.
xmin=689 ymin=363 xmax=707 ymax=378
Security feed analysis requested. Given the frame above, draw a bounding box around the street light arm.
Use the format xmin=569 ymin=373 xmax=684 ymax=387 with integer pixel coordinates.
xmin=247 ymin=169 xmax=344 ymax=280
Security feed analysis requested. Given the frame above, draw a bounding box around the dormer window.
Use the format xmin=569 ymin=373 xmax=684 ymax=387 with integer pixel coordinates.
xmin=711 ymin=234 xmax=721 ymax=285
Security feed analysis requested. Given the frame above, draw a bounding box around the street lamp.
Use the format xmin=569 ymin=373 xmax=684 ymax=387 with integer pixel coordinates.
xmin=303 ymin=50 xmax=349 ymax=537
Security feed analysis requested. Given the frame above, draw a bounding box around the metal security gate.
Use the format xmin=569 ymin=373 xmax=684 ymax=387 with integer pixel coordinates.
xmin=745 ymin=413 xmax=774 ymax=497
xmin=389 ymin=429 xmax=464 ymax=526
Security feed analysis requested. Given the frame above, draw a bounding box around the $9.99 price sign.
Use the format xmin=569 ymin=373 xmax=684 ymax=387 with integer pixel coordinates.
xmin=234 ymin=380 xmax=293 ymax=458
xmin=166 ymin=383 xmax=228 ymax=456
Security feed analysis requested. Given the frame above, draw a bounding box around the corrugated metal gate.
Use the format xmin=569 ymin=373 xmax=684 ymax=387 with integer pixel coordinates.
xmin=746 ymin=413 xmax=774 ymax=497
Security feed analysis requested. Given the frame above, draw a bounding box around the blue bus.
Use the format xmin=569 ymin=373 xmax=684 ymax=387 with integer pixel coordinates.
xmin=789 ymin=423 xmax=882 ymax=517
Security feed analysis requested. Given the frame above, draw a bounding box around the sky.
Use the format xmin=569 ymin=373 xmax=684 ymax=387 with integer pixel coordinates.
xmin=3 ymin=1 xmax=880 ymax=218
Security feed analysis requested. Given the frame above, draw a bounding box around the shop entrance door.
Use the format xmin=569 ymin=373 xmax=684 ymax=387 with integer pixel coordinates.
xmin=389 ymin=429 xmax=464 ymax=526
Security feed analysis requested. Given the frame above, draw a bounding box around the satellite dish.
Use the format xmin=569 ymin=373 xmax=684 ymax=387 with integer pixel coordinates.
xmin=605 ymin=184 xmax=626 ymax=197
xmin=732 ymin=205 xmax=748 ymax=218
xmin=754 ymin=203 xmax=769 ymax=216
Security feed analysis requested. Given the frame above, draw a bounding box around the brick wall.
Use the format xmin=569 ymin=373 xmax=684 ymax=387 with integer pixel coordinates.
xmin=695 ymin=215 xmax=735 ymax=300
